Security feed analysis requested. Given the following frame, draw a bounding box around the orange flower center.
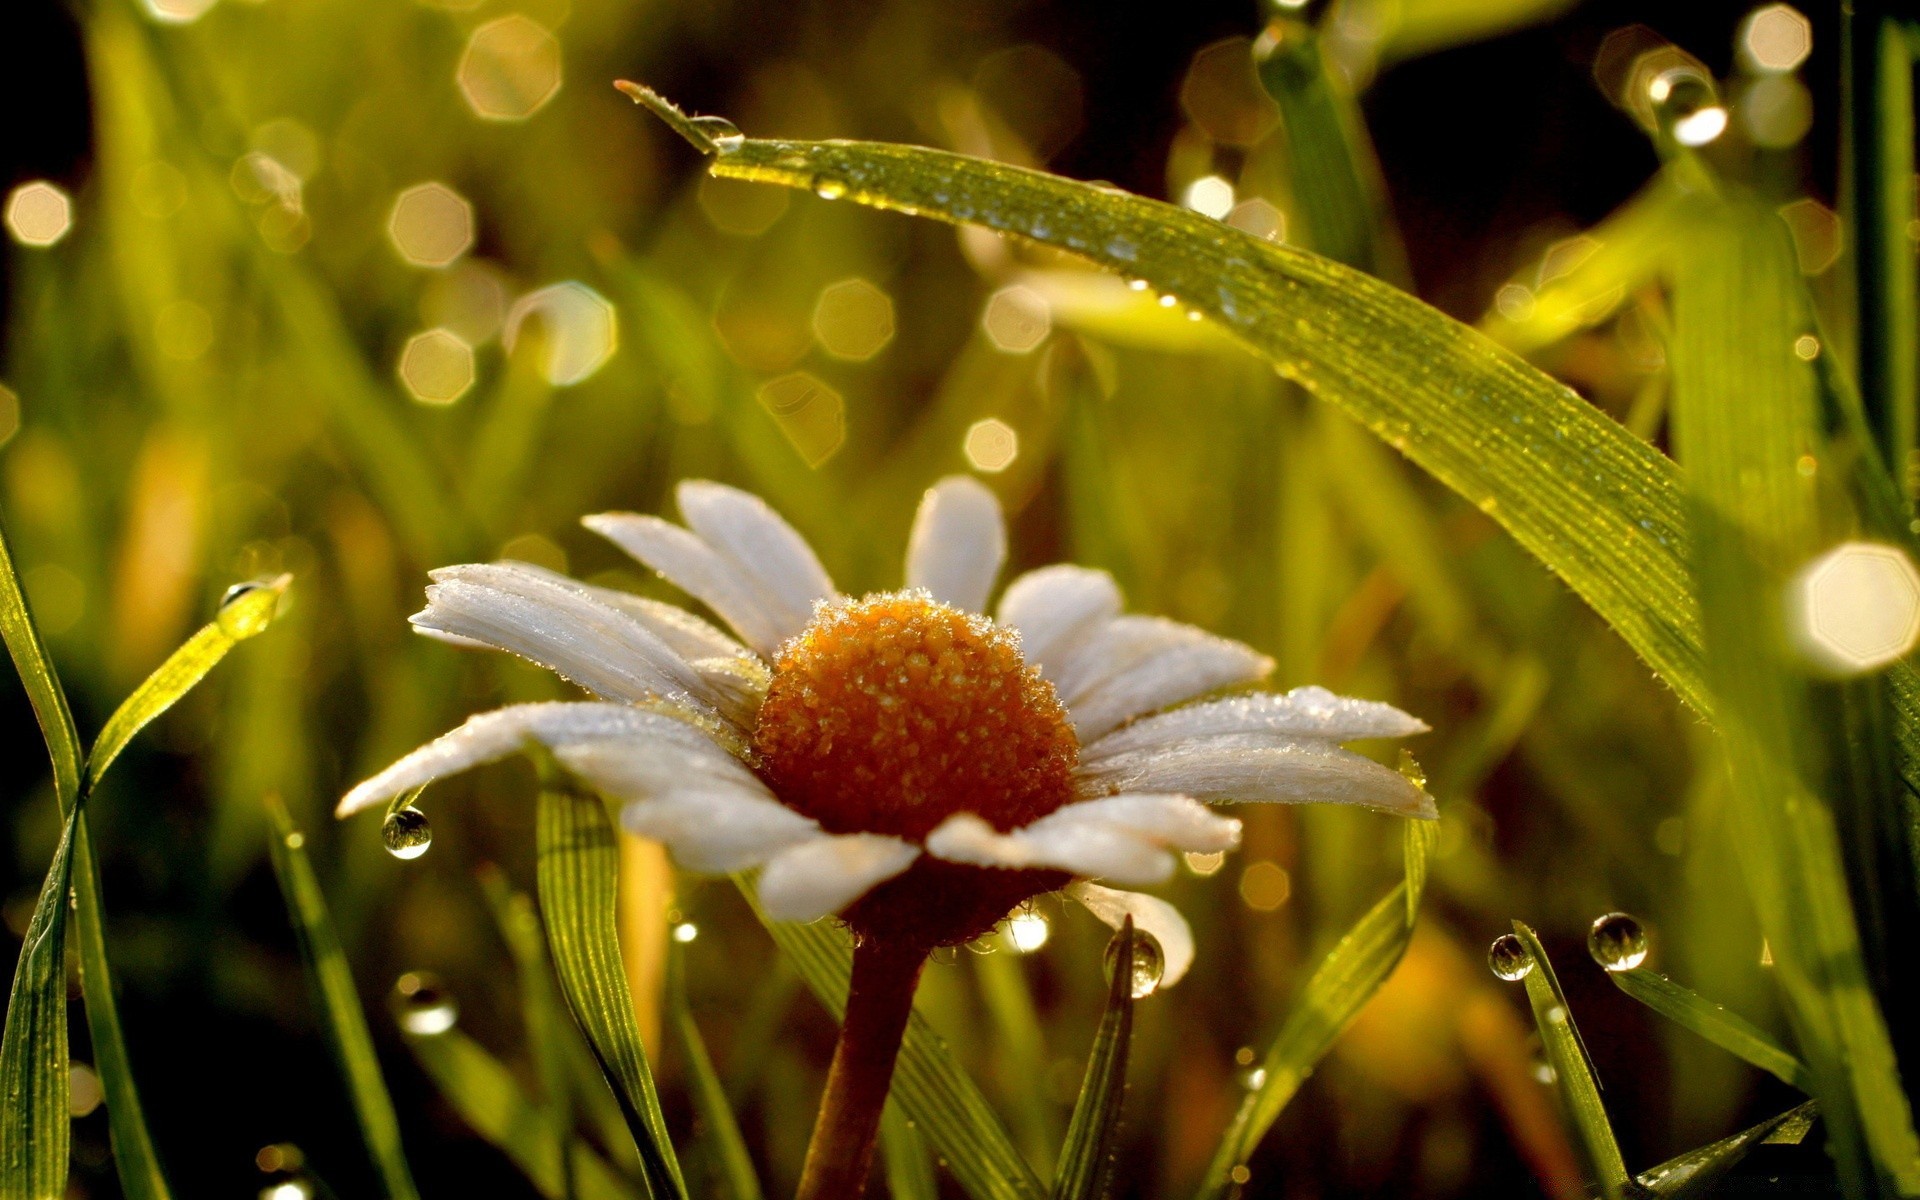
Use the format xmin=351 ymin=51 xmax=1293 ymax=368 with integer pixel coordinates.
xmin=753 ymin=591 xmax=1079 ymax=843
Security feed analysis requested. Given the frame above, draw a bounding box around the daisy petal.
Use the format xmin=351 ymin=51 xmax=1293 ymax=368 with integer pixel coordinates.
xmin=337 ymin=701 xmax=712 ymax=816
xmin=905 ymin=476 xmax=1006 ymax=613
xmin=551 ymin=730 xmax=768 ymax=803
xmin=677 ymin=480 xmax=836 ymax=644
xmin=617 ymin=789 xmax=821 ymax=872
xmin=1066 ymin=881 xmax=1197 ymax=989
xmin=584 ymin=513 xmax=794 ymax=657
xmin=996 ymin=565 xmax=1122 ymax=683
xmin=413 ymin=563 xmax=712 ymax=708
xmin=1080 ymin=686 xmax=1428 ymax=763
xmin=1057 ymin=616 xmax=1273 ymax=742
xmin=1077 ymin=741 xmax=1437 ymax=818
xmin=499 ymin=561 xmax=749 ymax=662
xmin=756 ymin=834 xmax=921 ymax=922
xmin=1047 ymin=794 xmax=1243 ymax=852
xmin=926 ymin=812 xmax=1173 ymax=884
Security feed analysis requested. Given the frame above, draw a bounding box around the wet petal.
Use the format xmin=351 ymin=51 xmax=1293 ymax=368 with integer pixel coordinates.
xmin=905 ymin=476 xmax=1006 ymax=613
xmin=584 ymin=513 xmax=794 ymax=657
xmin=677 ymin=480 xmax=836 ymax=645
xmin=337 ymin=702 xmax=718 ymax=816
xmin=413 ymin=563 xmax=713 ymax=708
xmin=927 ymin=793 xmax=1239 ymax=885
xmin=1057 ymin=616 xmax=1273 ymax=742
xmin=500 ymin=561 xmax=748 ymax=662
xmin=756 ymin=834 xmax=921 ymax=922
xmin=617 ymin=788 xmax=821 ymax=872
xmin=1065 ymin=881 xmax=1196 ymax=988
xmin=1080 ymin=686 xmax=1428 ymax=763
xmin=995 ymin=565 xmax=1122 ymax=683
xmin=1077 ymin=740 xmax=1436 ymax=818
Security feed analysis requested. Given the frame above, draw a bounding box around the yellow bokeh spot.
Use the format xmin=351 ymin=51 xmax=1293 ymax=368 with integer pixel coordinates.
xmin=1226 ymin=197 xmax=1284 ymax=241
xmin=963 ymin=418 xmax=1019 ymax=473
xmin=699 ymin=175 xmax=790 ymax=237
xmin=757 ymin=372 xmax=845 ymax=467
xmin=982 ymin=285 xmax=1050 ymax=353
xmin=1180 ymin=37 xmax=1280 ymax=146
xmin=505 ymin=282 xmax=617 ymax=386
xmin=811 ymin=278 xmax=895 ymax=362
xmin=142 ymin=0 xmax=217 ymax=24
xmin=458 ymin=16 xmax=562 ymax=121
xmin=5 ymin=182 xmax=73 ymax=248
xmin=1239 ymin=861 xmax=1291 ymax=912
xmin=1183 ymin=175 xmax=1235 ymax=220
xmin=1791 ymin=542 xmax=1920 ymax=674
xmin=1778 ymin=198 xmax=1842 ymax=275
xmin=1742 ymin=4 xmax=1813 ymax=73
xmin=388 ymin=183 xmax=474 ymax=268
xmin=399 ymin=329 xmax=476 ymax=405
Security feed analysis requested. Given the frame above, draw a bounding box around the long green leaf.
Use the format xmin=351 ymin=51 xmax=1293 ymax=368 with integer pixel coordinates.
xmin=264 ymin=795 xmax=421 ymax=1200
xmin=1196 ymin=819 xmax=1437 ymax=1198
xmin=666 ymin=941 xmax=762 ymax=1200
xmin=1608 ymin=968 xmax=1810 ymax=1091
xmin=739 ymin=879 xmax=1044 ymax=1200
xmin=405 ymin=1029 xmax=642 ymax=1200
xmin=1635 ymin=1101 xmax=1819 ymax=1199
xmin=1509 ymin=922 xmax=1628 ymax=1198
xmin=1050 ymin=918 xmax=1136 ymax=1200
xmin=535 ymin=787 xmax=687 ymax=1200
xmin=0 ymin=802 xmax=81 ymax=1200
xmin=881 ymin=1102 xmax=939 ymax=1200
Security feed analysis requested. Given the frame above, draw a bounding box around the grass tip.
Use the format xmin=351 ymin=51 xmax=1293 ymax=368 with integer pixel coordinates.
xmin=612 ymin=80 xmax=717 ymax=154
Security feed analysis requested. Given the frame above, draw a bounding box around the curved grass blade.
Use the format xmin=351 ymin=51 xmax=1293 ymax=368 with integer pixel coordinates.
xmin=1196 ymin=819 xmax=1438 ymax=1198
xmin=1050 ymin=918 xmax=1136 ymax=1200
xmin=404 ymin=1027 xmax=643 ymax=1200
xmin=666 ymin=941 xmax=762 ymax=1200
xmin=881 ymin=1102 xmax=938 ymax=1200
xmin=737 ymin=878 xmax=1044 ymax=1200
xmin=88 ymin=574 xmax=290 ymax=789
xmin=1608 ymin=968 xmax=1810 ymax=1091
xmin=535 ymin=787 xmax=687 ymax=1200
xmin=264 ymin=795 xmax=421 ymax=1200
xmin=1635 ymin=1101 xmax=1819 ymax=1198
xmin=0 ymin=801 xmax=82 ymax=1200
xmin=1509 ymin=922 xmax=1628 ymax=1199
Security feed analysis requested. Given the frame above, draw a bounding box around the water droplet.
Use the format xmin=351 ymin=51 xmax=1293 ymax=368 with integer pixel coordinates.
xmin=283 ymin=831 xmax=304 ymax=850
xmin=687 ymin=115 xmax=744 ymax=152
xmin=672 ymin=921 xmax=699 ymax=944
xmin=1107 ymin=236 xmax=1137 ymax=261
xmin=1651 ymin=69 xmax=1728 ymax=147
xmin=1239 ymin=1066 xmax=1267 ymax=1090
xmin=382 ymin=807 xmax=432 ymax=860
xmin=1103 ymin=929 xmax=1165 ymax=998
xmin=1397 ymin=748 xmax=1429 ymax=791
xmin=392 ymin=971 xmax=459 ymax=1035
xmin=1586 ymin=912 xmax=1649 ymax=972
xmin=1488 ymin=933 xmax=1535 ymax=981
xmin=217 ymin=576 xmax=285 ymax=637
xmin=811 ymin=174 xmax=848 ymax=200
xmin=1157 ymin=293 xmax=1178 ymax=308
xmin=1127 ymin=278 xmax=1148 ymax=291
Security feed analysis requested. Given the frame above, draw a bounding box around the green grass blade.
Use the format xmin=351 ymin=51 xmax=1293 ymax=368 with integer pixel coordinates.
xmin=1195 ymin=819 xmax=1438 ymax=1198
xmin=1049 ymin=918 xmax=1136 ymax=1200
xmin=0 ymin=801 xmax=81 ymax=1200
xmin=535 ymin=787 xmax=687 ymax=1200
xmin=738 ymin=879 xmax=1045 ymax=1200
xmin=87 ymin=575 xmax=288 ymax=790
xmin=404 ymin=1029 xmax=643 ymax=1200
xmin=975 ymin=948 xmax=1058 ymax=1174
xmin=666 ymin=942 xmax=763 ymax=1200
xmin=264 ymin=795 xmax=421 ymax=1200
xmin=881 ymin=1101 xmax=939 ymax=1200
xmin=1668 ymin=192 xmax=1920 ymax=1193
xmin=1508 ymin=923 xmax=1628 ymax=1198
xmin=1608 ymin=968 xmax=1810 ymax=1091
xmin=0 ymin=521 xmax=81 ymax=800
xmin=1635 ymin=1101 xmax=1819 ymax=1198
xmin=480 ymin=871 xmax=582 ymax=1200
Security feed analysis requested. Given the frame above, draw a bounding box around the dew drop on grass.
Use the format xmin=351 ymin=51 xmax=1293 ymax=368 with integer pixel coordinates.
xmin=1586 ymin=912 xmax=1649 ymax=972
xmin=686 ymin=115 xmax=743 ymax=152
xmin=1397 ymin=748 xmax=1428 ymax=790
xmin=392 ymin=971 xmax=458 ymax=1035
xmin=217 ymin=578 xmax=282 ymax=637
xmin=1103 ymin=928 xmax=1165 ymax=998
xmin=1488 ymin=933 xmax=1534 ymax=981
xmin=812 ymin=173 xmax=848 ymax=200
xmin=382 ymin=807 xmax=432 ymax=860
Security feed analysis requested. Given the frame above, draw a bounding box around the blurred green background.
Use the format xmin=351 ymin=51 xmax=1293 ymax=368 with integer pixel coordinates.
xmin=0 ymin=0 xmax=1837 ymax=1195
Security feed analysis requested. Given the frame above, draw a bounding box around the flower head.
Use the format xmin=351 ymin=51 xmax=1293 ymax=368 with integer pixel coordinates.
xmin=339 ymin=476 xmax=1433 ymax=977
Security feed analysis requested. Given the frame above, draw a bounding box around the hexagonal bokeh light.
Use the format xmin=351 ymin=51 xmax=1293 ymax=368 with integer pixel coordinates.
xmin=504 ymin=282 xmax=617 ymax=386
xmin=963 ymin=418 xmax=1019 ymax=473
xmin=810 ymin=278 xmax=895 ymax=362
xmin=1778 ymin=198 xmax=1842 ymax=275
xmin=1791 ymin=542 xmax=1920 ymax=675
xmin=5 ymin=182 xmax=74 ymax=248
xmin=982 ymin=285 xmax=1051 ymax=353
xmin=142 ymin=0 xmax=218 ymax=24
xmin=757 ymin=372 xmax=845 ymax=467
xmin=399 ymin=329 xmax=476 ymax=405
xmin=458 ymin=16 xmax=563 ymax=121
xmin=1741 ymin=4 xmax=1813 ymax=74
xmin=388 ymin=183 xmax=474 ymax=268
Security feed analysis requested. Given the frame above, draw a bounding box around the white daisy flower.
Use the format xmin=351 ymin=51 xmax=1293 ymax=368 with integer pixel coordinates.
xmin=337 ymin=476 xmax=1433 ymax=984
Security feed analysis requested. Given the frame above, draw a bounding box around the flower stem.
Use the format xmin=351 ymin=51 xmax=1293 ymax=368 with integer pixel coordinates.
xmin=795 ymin=939 xmax=926 ymax=1200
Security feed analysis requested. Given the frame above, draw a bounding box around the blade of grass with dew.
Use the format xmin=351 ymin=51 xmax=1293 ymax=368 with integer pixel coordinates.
xmin=1508 ymin=922 xmax=1628 ymax=1199
xmin=882 ymin=1100 xmax=938 ymax=1200
xmin=264 ymin=794 xmax=421 ymax=1200
xmin=1635 ymin=1101 xmax=1820 ymax=1198
xmin=404 ymin=1029 xmax=643 ymax=1200
xmin=737 ymin=878 xmax=1045 ymax=1200
xmin=0 ymin=800 xmax=82 ymax=1200
xmin=1608 ymin=967 xmax=1809 ymax=1090
xmin=666 ymin=941 xmax=762 ymax=1200
xmin=535 ymin=786 xmax=687 ymax=1200
xmin=1195 ymin=819 xmax=1438 ymax=1199
xmin=1049 ymin=918 xmax=1136 ymax=1200
xmin=1668 ymin=191 xmax=1920 ymax=1193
